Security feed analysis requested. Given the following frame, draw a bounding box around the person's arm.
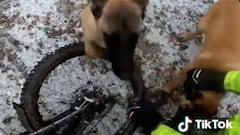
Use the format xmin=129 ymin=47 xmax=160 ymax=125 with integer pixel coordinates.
xmin=184 ymin=69 xmax=240 ymax=94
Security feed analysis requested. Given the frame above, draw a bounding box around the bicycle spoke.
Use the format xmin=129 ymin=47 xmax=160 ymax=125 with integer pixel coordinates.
xmin=41 ymin=85 xmax=73 ymax=100
xmin=39 ymin=96 xmax=71 ymax=105
xmin=63 ymin=62 xmax=80 ymax=83
xmin=60 ymin=64 xmax=80 ymax=89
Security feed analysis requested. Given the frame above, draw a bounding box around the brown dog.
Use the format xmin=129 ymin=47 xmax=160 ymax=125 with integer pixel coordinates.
xmin=80 ymin=0 xmax=148 ymax=80
xmin=162 ymin=0 xmax=240 ymax=117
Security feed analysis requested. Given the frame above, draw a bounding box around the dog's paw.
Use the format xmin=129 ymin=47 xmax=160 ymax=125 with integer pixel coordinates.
xmin=176 ymin=32 xmax=193 ymax=42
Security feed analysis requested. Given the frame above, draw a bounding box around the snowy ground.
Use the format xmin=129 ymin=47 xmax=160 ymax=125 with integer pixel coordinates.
xmin=1 ymin=0 xmax=240 ymax=135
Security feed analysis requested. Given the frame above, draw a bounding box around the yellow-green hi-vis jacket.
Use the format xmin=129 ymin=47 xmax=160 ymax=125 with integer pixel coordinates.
xmin=151 ymin=71 xmax=240 ymax=135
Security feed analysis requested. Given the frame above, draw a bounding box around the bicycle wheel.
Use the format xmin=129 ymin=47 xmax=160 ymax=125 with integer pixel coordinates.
xmin=16 ymin=42 xmax=131 ymax=134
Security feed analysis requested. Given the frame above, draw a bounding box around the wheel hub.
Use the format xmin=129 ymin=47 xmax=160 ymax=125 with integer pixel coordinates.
xmin=70 ymin=84 xmax=109 ymax=112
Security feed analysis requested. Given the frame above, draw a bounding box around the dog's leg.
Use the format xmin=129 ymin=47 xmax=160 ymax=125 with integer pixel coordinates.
xmin=84 ymin=41 xmax=104 ymax=58
xmin=177 ymin=15 xmax=209 ymax=42
xmin=177 ymin=30 xmax=202 ymax=42
xmin=163 ymin=15 xmax=210 ymax=92
xmin=166 ymin=13 xmax=212 ymax=92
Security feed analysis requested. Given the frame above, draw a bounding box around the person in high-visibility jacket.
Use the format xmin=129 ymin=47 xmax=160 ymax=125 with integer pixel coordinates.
xmin=151 ymin=68 xmax=240 ymax=135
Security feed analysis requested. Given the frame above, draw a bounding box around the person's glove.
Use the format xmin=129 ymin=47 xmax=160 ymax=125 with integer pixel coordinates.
xmin=127 ymin=97 xmax=164 ymax=134
xmin=183 ymin=68 xmax=227 ymax=92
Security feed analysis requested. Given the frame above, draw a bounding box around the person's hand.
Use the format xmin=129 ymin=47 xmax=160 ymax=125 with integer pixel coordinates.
xmin=183 ymin=68 xmax=227 ymax=93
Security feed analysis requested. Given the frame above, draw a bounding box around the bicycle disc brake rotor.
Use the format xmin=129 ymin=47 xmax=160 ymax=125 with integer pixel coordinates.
xmin=70 ymin=84 xmax=112 ymax=115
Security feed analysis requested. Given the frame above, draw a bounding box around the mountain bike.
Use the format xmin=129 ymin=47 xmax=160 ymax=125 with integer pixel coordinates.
xmin=13 ymin=42 xmax=148 ymax=135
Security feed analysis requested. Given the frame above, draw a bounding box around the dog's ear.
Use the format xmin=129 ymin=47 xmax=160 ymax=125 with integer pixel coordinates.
xmin=132 ymin=0 xmax=148 ymax=19
xmin=90 ymin=0 xmax=107 ymax=19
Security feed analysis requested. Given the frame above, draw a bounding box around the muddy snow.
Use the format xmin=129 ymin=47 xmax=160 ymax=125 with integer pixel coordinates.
xmin=1 ymin=0 xmax=240 ymax=135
